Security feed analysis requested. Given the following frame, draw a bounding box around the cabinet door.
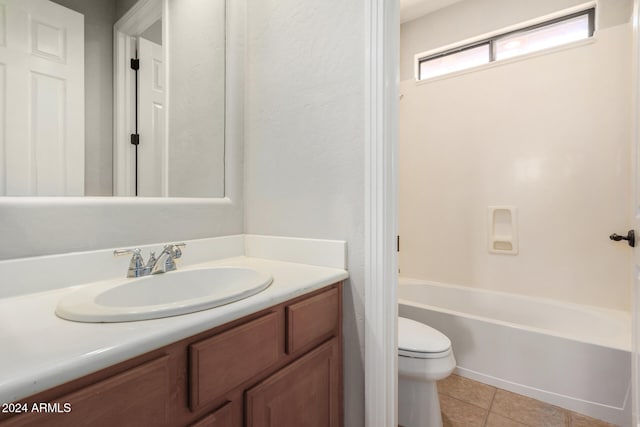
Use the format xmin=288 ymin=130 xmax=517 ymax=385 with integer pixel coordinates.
xmin=2 ymin=356 xmax=170 ymax=427
xmin=246 ymin=339 xmax=341 ymax=427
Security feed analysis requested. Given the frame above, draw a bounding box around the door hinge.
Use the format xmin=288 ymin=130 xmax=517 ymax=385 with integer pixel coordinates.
xmin=397 ymin=235 xmax=400 ymax=252
xmin=130 ymin=58 xmax=140 ymax=70
xmin=130 ymin=134 xmax=140 ymax=146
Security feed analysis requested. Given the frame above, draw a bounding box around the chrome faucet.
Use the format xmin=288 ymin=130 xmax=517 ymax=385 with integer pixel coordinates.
xmin=113 ymin=243 xmax=186 ymax=278
xmin=150 ymin=243 xmax=185 ymax=274
xmin=113 ymin=248 xmax=149 ymax=278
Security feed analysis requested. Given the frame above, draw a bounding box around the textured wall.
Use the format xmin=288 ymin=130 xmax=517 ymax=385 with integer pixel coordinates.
xmin=243 ymin=0 xmax=366 ymax=424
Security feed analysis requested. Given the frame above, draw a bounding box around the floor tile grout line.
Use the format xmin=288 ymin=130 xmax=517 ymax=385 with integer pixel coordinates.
xmin=489 ymin=389 xmax=559 ymax=427
xmin=438 ymin=377 xmax=498 ymax=410
xmin=494 ymin=412 xmax=534 ymax=427
xmin=482 ymin=387 xmax=497 ymax=427
xmin=438 ymin=391 xmax=494 ymax=413
xmin=438 ymin=393 xmax=489 ymax=427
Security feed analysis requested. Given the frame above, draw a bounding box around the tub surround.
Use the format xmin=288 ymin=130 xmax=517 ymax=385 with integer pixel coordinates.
xmin=399 ymin=1 xmax=632 ymax=312
xmin=0 ymin=235 xmax=348 ymax=406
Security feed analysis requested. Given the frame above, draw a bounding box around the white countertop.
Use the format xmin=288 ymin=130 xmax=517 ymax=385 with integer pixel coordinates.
xmin=0 ymin=256 xmax=348 ymax=404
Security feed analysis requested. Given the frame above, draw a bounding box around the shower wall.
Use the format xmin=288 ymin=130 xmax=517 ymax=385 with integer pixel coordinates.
xmin=399 ymin=0 xmax=632 ymax=311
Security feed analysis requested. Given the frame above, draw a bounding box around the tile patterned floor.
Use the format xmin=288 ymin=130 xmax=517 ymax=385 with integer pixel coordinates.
xmin=429 ymin=374 xmax=616 ymax=427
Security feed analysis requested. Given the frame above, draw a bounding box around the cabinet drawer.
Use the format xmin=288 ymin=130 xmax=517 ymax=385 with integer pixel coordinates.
xmin=189 ymin=401 xmax=233 ymax=427
xmin=286 ymin=287 xmax=339 ymax=354
xmin=2 ymin=356 xmax=170 ymax=427
xmin=189 ymin=311 xmax=281 ymax=411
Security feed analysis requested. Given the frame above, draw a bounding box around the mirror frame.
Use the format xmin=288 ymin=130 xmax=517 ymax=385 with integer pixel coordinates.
xmin=1 ymin=0 xmax=238 ymax=204
xmin=0 ymin=0 xmax=243 ymax=261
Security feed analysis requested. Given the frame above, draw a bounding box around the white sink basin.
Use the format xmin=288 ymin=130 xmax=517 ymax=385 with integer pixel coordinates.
xmin=55 ymin=267 xmax=273 ymax=322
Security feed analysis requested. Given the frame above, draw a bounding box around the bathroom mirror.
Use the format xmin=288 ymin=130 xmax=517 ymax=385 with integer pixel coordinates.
xmin=0 ymin=0 xmax=226 ymax=197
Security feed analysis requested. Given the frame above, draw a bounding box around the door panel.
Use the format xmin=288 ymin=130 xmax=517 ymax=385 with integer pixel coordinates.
xmin=30 ymin=19 xmax=66 ymax=62
xmin=138 ymin=36 xmax=165 ymax=197
xmin=31 ymin=72 xmax=66 ymax=194
xmin=0 ymin=0 xmax=83 ymax=196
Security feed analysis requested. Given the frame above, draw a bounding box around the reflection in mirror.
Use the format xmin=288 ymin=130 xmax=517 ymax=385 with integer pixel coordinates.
xmin=0 ymin=0 xmax=225 ymax=197
xmin=167 ymin=0 xmax=225 ymax=198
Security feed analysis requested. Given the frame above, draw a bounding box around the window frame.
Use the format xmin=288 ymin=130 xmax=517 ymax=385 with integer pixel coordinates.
xmin=417 ymin=42 xmax=491 ymax=80
xmin=416 ymin=8 xmax=595 ymax=81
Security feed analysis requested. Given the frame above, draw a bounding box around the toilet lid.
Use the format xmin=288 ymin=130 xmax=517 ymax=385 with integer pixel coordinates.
xmin=398 ymin=317 xmax=451 ymax=354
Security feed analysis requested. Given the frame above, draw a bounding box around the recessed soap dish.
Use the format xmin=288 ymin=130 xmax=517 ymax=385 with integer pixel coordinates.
xmin=488 ymin=206 xmax=518 ymax=255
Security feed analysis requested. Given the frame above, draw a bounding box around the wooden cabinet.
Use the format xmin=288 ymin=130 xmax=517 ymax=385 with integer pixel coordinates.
xmin=246 ymin=339 xmax=341 ymax=427
xmin=286 ymin=287 xmax=339 ymax=355
xmin=1 ymin=357 xmax=171 ymax=427
xmin=0 ymin=283 xmax=342 ymax=427
xmin=189 ymin=312 xmax=281 ymax=411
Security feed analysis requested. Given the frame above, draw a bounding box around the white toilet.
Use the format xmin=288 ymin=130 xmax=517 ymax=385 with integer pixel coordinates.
xmin=398 ymin=317 xmax=456 ymax=427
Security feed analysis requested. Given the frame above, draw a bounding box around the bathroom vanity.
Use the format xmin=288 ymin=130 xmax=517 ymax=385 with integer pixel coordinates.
xmin=0 ymin=283 xmax=342 ymax=427
xmin=0 ymin=236 xmax=348 ymax=427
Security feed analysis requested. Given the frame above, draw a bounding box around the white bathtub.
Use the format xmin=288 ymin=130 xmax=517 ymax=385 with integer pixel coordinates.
xmin=398 ymin=277 xmax=632 ymax=427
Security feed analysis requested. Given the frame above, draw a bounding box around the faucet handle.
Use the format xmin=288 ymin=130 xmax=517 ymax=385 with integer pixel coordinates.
xmin=113 ymin=248 xmax=147 ymax=278
xmin=173 ymin=243 xmax=185 ymax=259
xmin=113 ymin=247 xmax=141 ymax=257
xmin=164 ymin=242 xmax=187 ymax=249
xmin=163 ymin=242 xmax=186 ymax=258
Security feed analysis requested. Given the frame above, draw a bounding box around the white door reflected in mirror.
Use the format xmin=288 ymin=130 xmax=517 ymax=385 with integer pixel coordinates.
xmin=0 ymin=0 xmax=226 ymax=198
xmin=0 ymin=0 xmax=84 ymax=196
xmin=137 ymin=36 xmax=165 ymax=197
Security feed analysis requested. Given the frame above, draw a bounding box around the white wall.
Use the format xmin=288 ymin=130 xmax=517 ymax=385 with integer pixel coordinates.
xmin=399 ymin=4 xmax=632 ymax=310
xmin=51 ymin=0 xmax=115 ymax=196
xmin=116 ymin=0 xmax=138 ymax=20
xmin=244 ymin=0 xmax=365 ymax=424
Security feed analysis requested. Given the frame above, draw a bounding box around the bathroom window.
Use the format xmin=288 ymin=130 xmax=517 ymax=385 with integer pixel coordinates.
xmin=419 ymin=43 xmax=490 ymax=80
xmin=417 ymin=8 xmax=595 ymax=81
